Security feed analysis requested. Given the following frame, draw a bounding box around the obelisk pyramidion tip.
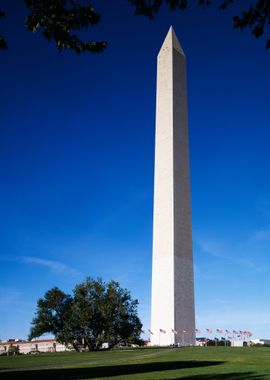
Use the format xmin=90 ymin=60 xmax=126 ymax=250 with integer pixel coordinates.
xmin=158 ymin=26 xmax=185 ymax=56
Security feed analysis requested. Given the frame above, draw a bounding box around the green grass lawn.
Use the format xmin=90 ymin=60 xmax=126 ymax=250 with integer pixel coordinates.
xmin=0 ymin=347 xmax=270 ymax=379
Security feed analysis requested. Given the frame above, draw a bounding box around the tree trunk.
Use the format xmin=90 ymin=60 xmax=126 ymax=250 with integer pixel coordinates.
xmin=72 ymin=342 xmax=80 ymax=352
xmin=84 ymin=335 xmax=94 ymax=351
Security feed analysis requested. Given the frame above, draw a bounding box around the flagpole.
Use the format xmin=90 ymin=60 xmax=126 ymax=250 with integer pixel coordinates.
xmin=182 ymin=330 xmax=185 ymax=347
xmin=182 ymin=330 xmax=183 ymax=346
xmin=159 ymin=330 xmax=160 ymax=346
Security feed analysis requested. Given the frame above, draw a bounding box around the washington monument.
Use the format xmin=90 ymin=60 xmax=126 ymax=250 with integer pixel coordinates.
xmin=151 ymin=27 xmax=195 ymax=346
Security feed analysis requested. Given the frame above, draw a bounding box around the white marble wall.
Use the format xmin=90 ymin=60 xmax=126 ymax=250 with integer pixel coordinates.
xmin=151 ymin=27 xmax=195 ymax=346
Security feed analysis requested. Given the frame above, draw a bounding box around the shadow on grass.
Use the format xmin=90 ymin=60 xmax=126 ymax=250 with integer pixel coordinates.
xmin=161 ymin=373 xmax=266 ymax=380
xmin=0 ymin=360 xmax=223 ymax=379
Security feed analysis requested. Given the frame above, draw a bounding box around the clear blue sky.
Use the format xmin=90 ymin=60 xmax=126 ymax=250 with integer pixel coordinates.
xmin=0 ymin=1 xmax=270 ymax=341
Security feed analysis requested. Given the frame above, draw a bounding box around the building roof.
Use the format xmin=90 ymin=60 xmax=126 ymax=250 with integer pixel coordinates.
xmin=0 ymin=339 xmax=56 ymax=346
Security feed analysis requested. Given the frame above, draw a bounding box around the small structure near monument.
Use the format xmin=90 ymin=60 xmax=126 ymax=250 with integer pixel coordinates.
xmin=0 ymin=339 xmax=70 ymax=355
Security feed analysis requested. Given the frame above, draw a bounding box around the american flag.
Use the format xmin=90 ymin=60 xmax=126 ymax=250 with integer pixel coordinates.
xmin=160 ymin=329 xmax=166 ymax=334
xmin=233 ymin=330 xmax=239 ymax=334
xmin=171 ymin=329 xmax=178 ymax=334
xmin=225 ymin=330 xmax=231 ymax=334
xmin=195 ymin=329 xmax=201 ymax=334
xmin=216 ymin=329 xmax=223 ymax=334
xmin=206 ymin=329 xmax=212 ymax=334
xmin=148 ymin=329 xmax=153 ymax=335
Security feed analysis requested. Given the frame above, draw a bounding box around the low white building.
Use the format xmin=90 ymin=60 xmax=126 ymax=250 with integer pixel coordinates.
xmin=260 ymin=339 xmax=270 ymax=345
xmin=0 ymin=339 xmax=71 ymax=355
xmin=250 ymin=339 xmax=270 ymax=345
xmin=230 ymin=340 xmax=244 ymax=347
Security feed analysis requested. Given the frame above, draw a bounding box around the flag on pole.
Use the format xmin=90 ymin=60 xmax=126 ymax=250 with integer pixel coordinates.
xmin=195 ymin=329 xmax=201 ymax=334
xmin=206 ymin=329 xmax=212 ymax=334
xmin=225 ymin=330 xmax=231 ymax=334
xmin=216 ymin=329 xmax=223 ymax=334
xmin=160 ymin=329 xmax=166 ymax=334
xmin=148 ymin=329 xmax=154 ymax=335
xmin=171 ymin=329 xmax=178 ymax=335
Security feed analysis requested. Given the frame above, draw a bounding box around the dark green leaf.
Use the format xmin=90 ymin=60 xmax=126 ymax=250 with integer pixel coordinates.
xmin=0 ymin=35 xmax=8 ymax=49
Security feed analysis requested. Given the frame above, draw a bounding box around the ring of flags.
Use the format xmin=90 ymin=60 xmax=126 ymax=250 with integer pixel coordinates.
xmin=146 ymin=328 xmax=252 ymax=338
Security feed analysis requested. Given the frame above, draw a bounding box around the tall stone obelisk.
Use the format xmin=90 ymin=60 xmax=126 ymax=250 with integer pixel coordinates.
xmin=151 ymin=27 xmax=195 ymax=346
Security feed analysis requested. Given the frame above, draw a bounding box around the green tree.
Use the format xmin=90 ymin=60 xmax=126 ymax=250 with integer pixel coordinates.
xmin=0 ymin=0 xmax=107 ymax=53
xmin=129 ymin=0 xmax=270 ymax=49
xmin=0 ymin=9 xmax=8 ymax=49
xmin=29 ymin=277 xmax=143 ymax=351
xmin=28 ymin=287 xmax=74 ymax=345
xmin=1 ymin=1 xmax=269 ymax=53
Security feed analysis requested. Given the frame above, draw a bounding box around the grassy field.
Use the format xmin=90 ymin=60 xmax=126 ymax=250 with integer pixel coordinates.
xmin=0 ymin=347 xmax=270 ymax=379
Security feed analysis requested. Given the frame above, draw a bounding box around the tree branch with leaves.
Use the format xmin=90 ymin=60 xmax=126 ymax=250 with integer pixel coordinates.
xmin=29 ymin=277 xmax=143 ymax=350
xmin=1 ymin=0 xmax=270 ymax=53
xmin=129 ymin=0 xmax=270 ymax=49
xmin=1 ymin=0 xmax=107 ymax=53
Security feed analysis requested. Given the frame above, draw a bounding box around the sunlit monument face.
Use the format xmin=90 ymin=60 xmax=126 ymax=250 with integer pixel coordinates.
xmin=151 ymin=27 xmax=195 ymax=346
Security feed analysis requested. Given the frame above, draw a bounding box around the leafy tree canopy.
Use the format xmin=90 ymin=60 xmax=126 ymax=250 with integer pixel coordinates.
xmin=0 ymin=0 xmax=107 ymax=53
xmin=129 ymin=0 xmax=270 ymax=49
xmin=1 ymin=1 xmax=269 ymax=53
xmin=29 ymin=277 xmax=143 ymax=350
